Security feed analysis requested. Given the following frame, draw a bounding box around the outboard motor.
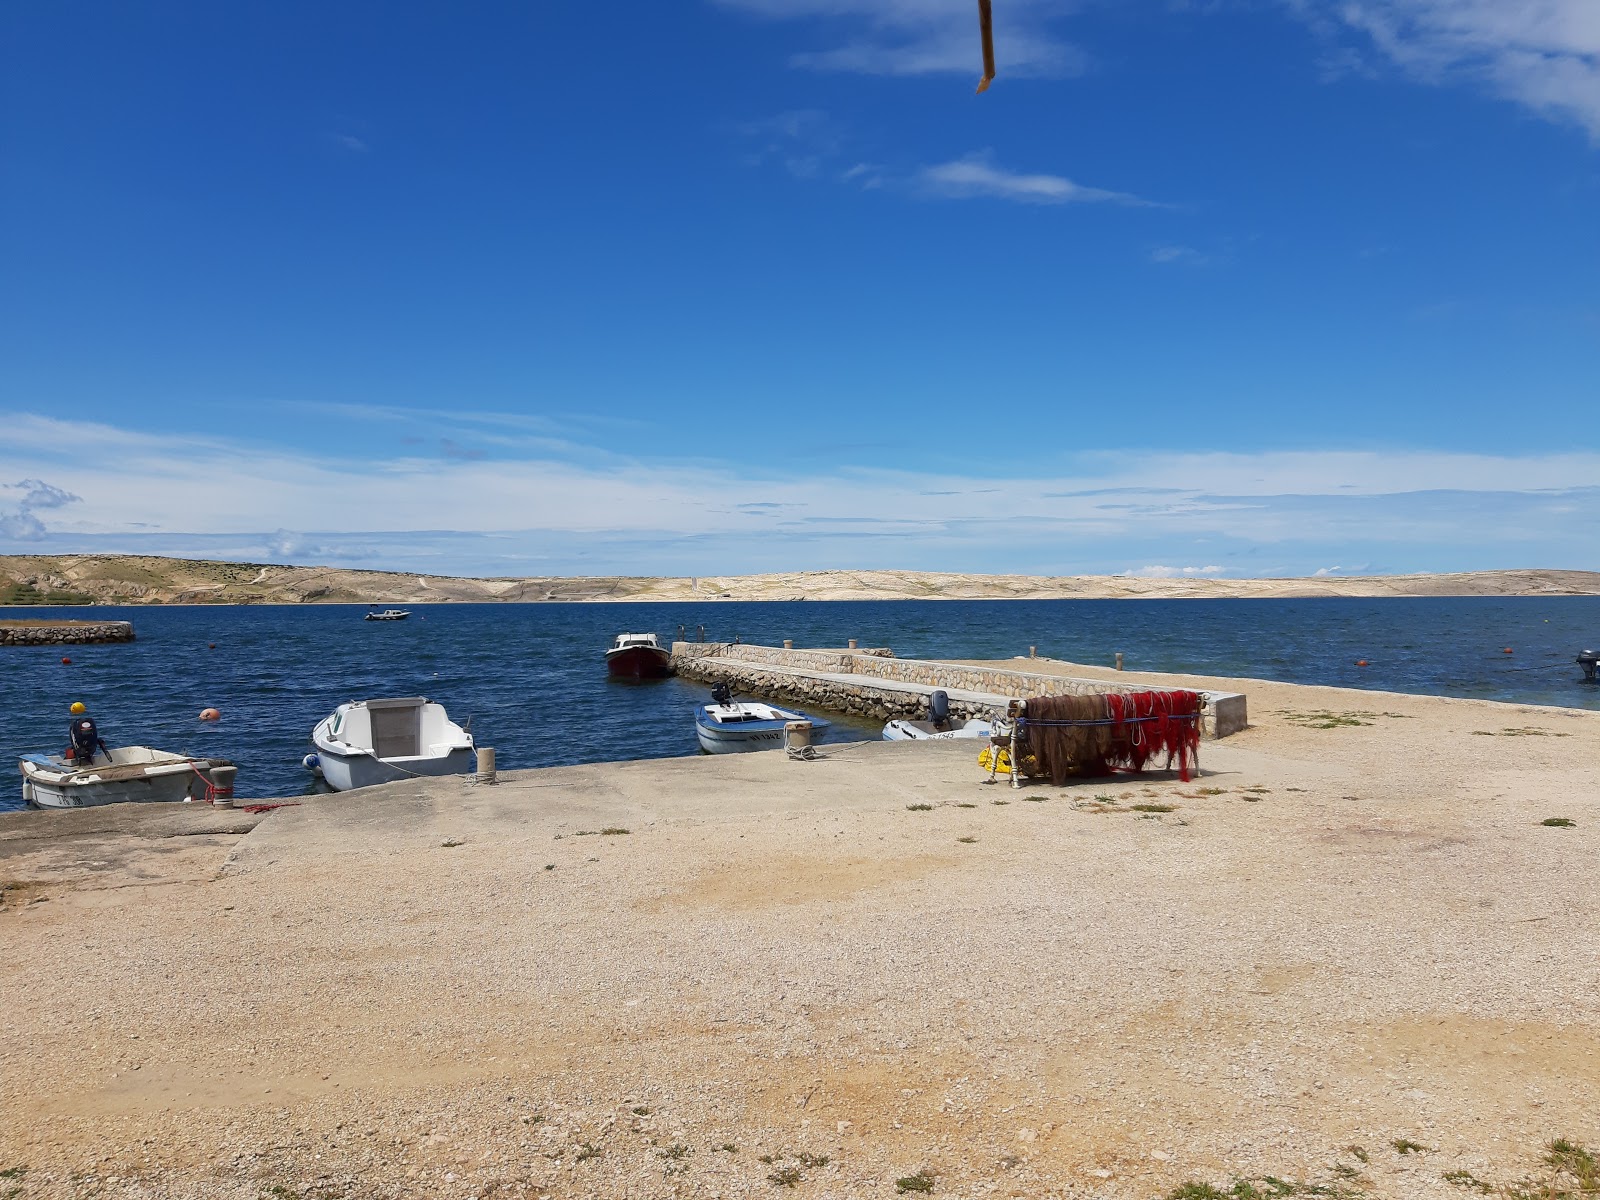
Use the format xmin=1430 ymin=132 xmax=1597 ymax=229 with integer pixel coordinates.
xmin=928 ymin=689 xmax=951 ymax=731
xmin=710 ymin=682 xmax=734 ymax=706
xmin=1579 ymin=650 xmax=1600 ymax=684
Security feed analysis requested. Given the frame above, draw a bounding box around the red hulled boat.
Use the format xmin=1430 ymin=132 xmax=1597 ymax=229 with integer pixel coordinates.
xmin=606 ymin=632 xmax=673 ymax=679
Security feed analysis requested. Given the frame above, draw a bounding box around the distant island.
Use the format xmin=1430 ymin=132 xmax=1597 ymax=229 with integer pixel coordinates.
xmin=2 ymin=554 xmax=1598 ymax=606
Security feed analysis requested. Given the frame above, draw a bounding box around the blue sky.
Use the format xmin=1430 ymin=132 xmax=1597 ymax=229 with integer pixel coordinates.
xmin=2 ymin=0 xmax=1597 ymax=579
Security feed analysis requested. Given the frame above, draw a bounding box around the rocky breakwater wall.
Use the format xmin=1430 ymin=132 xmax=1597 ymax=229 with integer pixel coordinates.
xmin=0 ymin=620 xmax=136 ymax=646
xmin=673 ymin=643 xmax=994 ymax=723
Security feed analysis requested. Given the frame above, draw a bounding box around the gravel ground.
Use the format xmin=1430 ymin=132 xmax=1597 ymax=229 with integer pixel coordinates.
xmin=2 ymin=671 xmax=1598 ymax=1200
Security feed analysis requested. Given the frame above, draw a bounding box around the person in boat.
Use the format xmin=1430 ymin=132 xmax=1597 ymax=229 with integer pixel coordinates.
xmin=67 ymin=701 xmax=110 ymax=766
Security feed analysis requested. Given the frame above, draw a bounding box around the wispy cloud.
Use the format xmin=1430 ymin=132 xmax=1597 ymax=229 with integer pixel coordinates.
xmin=736 ymin=108 xmax=843 ymax=179
xmin=734 ymin=123 xmax=1152 ymax=208
xmin=5 ymin=412 xmax=1600 ymax=575
xmin=1303 ymin=0 xmax=1600 ymax=138
xmin=1149 ymin=244 xmax=1211 ymax=266
xmin=915 ymin=153 xmax=1157 ymax=206
xmin=1126 ymin=564 xmax=1228 ymax=578
xmin=711 ymin=0 xmax=1086 ymax=81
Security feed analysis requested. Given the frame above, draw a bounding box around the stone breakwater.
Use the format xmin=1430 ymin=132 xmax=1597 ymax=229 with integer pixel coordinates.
xmin=0 ymin=620 xmax=136 ymax=646
xmin=672 ymin=643 xmax=1247 ymax=737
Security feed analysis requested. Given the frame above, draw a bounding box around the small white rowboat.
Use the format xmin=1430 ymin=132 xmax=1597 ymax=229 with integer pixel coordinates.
xmin=20 ymin=748 xmax=237 ymax=809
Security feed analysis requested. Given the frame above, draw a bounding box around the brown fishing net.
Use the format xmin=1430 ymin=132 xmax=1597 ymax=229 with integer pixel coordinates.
xmin=1017 ymin=690 xmax=1203 ymax=783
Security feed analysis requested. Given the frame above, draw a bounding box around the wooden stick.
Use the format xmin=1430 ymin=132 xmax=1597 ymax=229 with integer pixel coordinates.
xmin=977 ymin=0 xmax=996 ymax=93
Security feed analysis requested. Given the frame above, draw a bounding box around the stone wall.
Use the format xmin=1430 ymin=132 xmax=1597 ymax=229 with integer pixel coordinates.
xmin=674 ymin=653 xmax=998 ymax=724
xmin=0 ymin=621 xmax=136 ymax=646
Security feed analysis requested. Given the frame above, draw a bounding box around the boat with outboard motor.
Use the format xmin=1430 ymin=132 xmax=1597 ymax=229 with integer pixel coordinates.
xmin=695 ymin=684 xmax=831 ymax=754
xmin=606 ymin=631 xmax=673 ymax=679
xmin=883 ymin=716 xmax=994 ymax=741
xmin=364 ymin=607 xmax=411 ymax=621
xmin=20 ymin=747 xmax=238 ymax=809
xmin=1580 ymin=649 xmax=1599 ymax=683
xmin=307 ymin=697 xmax=475 ymax=790
xmin=881 ymin=689 xmax=995 ymax=741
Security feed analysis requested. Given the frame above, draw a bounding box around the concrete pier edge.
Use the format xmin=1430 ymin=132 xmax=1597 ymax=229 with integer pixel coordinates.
xmin=672 ymin=642 xmax=1247 ymax=738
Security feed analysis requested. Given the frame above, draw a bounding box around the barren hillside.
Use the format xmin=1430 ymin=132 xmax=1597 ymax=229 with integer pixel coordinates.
xmin=2 ymin=554 xmax=1597 ymax=606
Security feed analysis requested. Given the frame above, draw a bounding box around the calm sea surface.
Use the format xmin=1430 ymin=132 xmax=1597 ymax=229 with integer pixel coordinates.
xmin=3 ymin=597 xmax=1597 ymax=808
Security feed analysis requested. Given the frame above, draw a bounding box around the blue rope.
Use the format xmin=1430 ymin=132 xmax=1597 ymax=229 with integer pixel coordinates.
xmin=1018 ymin=714 xmax=1199 ymax=728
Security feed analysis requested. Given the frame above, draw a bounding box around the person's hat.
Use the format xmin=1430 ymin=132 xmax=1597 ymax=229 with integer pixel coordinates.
xmin=70 ymin=701 xmax=87 ymax=715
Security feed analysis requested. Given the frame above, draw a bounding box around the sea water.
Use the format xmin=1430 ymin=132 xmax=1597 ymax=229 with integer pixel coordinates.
xmin=2 ymin=597 xmax=1596 ymax=807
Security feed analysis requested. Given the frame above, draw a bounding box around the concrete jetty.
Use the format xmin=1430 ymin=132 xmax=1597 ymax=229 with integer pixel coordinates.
xmin=672 ymin=642 xmax=1248 ymax=737
xmin=0 ymin=618 xmax=135 ymax=646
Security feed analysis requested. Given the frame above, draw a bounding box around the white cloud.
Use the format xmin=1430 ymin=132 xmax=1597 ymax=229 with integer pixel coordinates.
xmin=1315 ymin=0 xmax=1600 ymax=137
xmin=1126 ymin=564 xmax=1228 ymax=578
xmin=4 ymin=412 xmax=1600 ymax=575
xmin=712 ymin=0 xmax=1085 ymax=81
xmin=1313 ymin=565 xmax=1342 ymax=576
xmin=916 ymin=153 xmax=1155 ymax=206
xmin=0 ymin=477 xmax=82 ymax=540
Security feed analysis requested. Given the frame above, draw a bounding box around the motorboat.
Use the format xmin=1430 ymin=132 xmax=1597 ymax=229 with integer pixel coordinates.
xmin=695 ymin=685 xmax=830 ymax=754
xmin=1579 ymin=649 xmax=1599 ymax=683
xmin=880 ymin=689 xmax=992 ymax=741
xmin=307 ymin=697 xmax=475 ymax=791
xmin=606 ymin=631 xmax=673 ymax=679
xmin=364 ymin=608 xmax=411 ymax=621
xmin=20 ymin=748 xmax=237 ymax=809
xmin=882 ymin=717 xmax=994 ymax=741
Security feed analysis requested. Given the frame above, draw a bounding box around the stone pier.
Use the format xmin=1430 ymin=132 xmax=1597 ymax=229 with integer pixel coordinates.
xmin=0 ymin=619 xmax=136 ymax=646
xmin=671 ymin=642 xmax=1247 ymax=738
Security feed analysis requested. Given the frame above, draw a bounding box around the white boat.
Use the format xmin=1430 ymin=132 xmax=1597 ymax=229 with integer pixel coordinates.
xmin=308 ymin=697 xmax=475 ymax=791
xmin=882 ymin=717 xmax=994 ymax=741
xmin=695 ymin=693 xmax=831 ymax=754
xmin=364 ymin=608 xmax=411 ymax=621
xmin=19 ymin=748 xmax=238 ymax=809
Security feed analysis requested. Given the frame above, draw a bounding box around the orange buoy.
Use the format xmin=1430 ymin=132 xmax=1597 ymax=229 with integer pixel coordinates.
xmin=1503 ymin=647 xmax=1513 ymax=654
xmin=208 ymin=643 xmax=216 ymax=650
xmin=60 ymin=656 xmax=71 ymax=665
xmin=198 ymin=708 xmax=221 ymax=722
xmin=1356 ymin=659 xmax=1368 ymax=667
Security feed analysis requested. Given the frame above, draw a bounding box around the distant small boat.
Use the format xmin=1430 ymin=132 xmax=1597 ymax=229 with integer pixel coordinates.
xmin=365 ymin=608 xmax=411 ymax=621
xmin=20 ymin=748 xmax=237 ymax=809
xmin=695 ymin=687 xmax=830 ymax=754
xmin=606 ymin=632 xmax=673 ymax=679
xmin=882 ymin=717 xmax=993 ymax=741
xmin=309 ymin=697 xmax=474 ymax=790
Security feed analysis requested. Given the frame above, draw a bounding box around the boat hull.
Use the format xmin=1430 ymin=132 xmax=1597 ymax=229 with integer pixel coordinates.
xmin=882 ymin=718 xmax=994 ymax=742
xmin=606 ymin=645 xmax=673 ymax=679
xmin=20 ymin=754 xmax=228 ymax=809
xmin=694 ymin=705 xmax=831 ymax=754
xmin=311 ymin=743 xmax=476 ymax=792
xmin=309 ymin=698 xmax=476 ymax=792
xmin=695 ymin=721 xmax=791 ymax=754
